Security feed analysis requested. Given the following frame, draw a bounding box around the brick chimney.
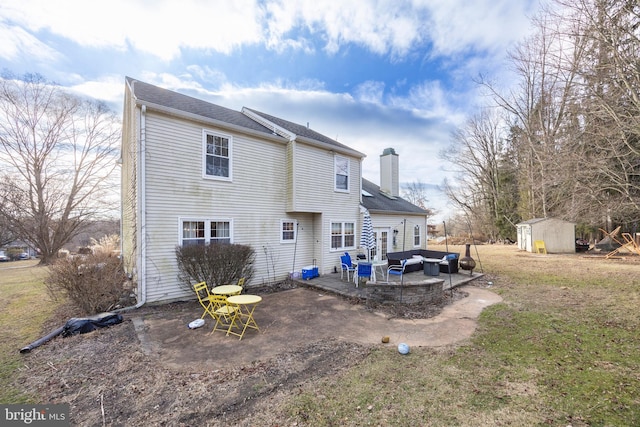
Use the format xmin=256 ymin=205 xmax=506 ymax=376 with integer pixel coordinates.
xmin=380 ymin=147 xmax=399 ymax=198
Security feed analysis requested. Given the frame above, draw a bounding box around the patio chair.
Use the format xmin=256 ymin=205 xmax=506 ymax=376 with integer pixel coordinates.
xmin=355 ymin=262 xmax=372 ymax=287
xmin=344 ymin=252 xmax=356 ymax=267
xmin=209 ymin=294 xmax=240 ymax=334
xmin=231 ymin=277 xmax=245 ymax=295
xmin=340 ymin=255 xmax=356 ymax=281
xmin=533 ymin=240 xmax=547 ymax=254
xmin=194 ymin=282 xmax=215 ymax=319
xmin=386 ymin=260 xmax=407 ymax=282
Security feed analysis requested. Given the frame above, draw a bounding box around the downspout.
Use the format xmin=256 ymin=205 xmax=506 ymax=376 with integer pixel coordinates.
xmin=135 ymin=104 xmax=147 ymax=308
xmin=117 ymin=103 xmax=148 ymax=313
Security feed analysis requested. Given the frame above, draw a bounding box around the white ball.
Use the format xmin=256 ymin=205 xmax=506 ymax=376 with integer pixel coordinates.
xmin=398 ymin=343 xmax=410 ymax=355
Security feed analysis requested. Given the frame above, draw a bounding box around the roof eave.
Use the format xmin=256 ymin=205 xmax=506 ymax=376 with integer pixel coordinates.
xmin=295 ymin=134 xmax=366 ymax=159
xmin=364 ymin=207 xmax=429 ymax=216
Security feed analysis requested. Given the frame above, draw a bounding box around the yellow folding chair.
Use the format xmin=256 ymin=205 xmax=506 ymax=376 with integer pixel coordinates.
xmin=234 ymin=277 xmax=245 ymax=295
xmin=533 ymin=240 xmax=547 ymax=254
xmin=209 ymin=295 xmax=241 ymax=334
xmin=193 ymin=282 xmax=215 ymax=320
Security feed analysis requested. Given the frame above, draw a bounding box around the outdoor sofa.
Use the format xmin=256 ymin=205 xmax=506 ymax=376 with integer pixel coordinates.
xmin=386 ymin=249 xmax=460 ymax=274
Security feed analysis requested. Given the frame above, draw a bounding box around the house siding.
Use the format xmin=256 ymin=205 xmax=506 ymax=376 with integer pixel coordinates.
xmin=138 ymin=111 xmax=354 ymax=302
xmin=366 ymin=212 xmax=428 ymax=253
xmin=121 ymin=78 xmax=378 ymax=304
xmin=290 ymin=143 xmax=360 ymax=213
xmin=285 ymin=141 xmax=362 ymax=275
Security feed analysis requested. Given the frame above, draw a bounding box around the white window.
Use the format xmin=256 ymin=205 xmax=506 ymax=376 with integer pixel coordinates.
xmin=204 ymin=131 xmax=232 ymax=180
xmin=281 ymin=220 xmax=297 ymax=243
xmin=331 ymin=221 xmax=355 ymax=250
xmin=334 ymin=155 xmax=349 ymax=191
xmin=180 ymin=219 xmax=232 ymax=246
xmin=414 ymin=225 xmax=421 ymax=247
xmin=182 ymin=220 xmax=205 ymax=246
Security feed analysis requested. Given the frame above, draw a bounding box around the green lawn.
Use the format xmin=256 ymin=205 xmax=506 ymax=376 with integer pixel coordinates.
xmin=0 ymin=260 xmax=59 ymax=403
xmin=284 ymin=245 xmax=640 ymax=426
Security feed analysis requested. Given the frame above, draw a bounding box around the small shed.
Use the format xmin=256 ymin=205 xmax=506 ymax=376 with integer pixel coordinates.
xmin=517 ymin=218 xmax=576 ymax=253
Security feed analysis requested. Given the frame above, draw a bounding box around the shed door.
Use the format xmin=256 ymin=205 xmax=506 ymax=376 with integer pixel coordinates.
xmin=518 ymin=225 xmax=531 ymax=252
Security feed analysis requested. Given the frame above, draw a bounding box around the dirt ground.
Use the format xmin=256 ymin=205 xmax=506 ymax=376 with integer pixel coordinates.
xmin=16 ymin=276 xmax=498 ymax=426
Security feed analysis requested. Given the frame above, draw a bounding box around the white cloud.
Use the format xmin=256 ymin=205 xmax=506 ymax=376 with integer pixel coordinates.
xmin=265 ymin=0 xmax=428 ymax=57
xmin=68 ymin=75 xmax=125 ymax=105
xmin=0 ymin=0 xmax=265 ymax=61
xmin=354 ymin=81 xmax=386 ymax=104
xmin=0 ymin=22 xmax=59 ymax=63
xmin=0 ymin=0 xmax=536 ymax=65
xmin=420 ymin=0 xmax=537 ymax=56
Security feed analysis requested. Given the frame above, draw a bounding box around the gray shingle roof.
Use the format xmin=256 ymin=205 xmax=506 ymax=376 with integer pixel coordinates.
xmin=243 ymin=108 xmax=356 ymax=152
xmin=126 ymin=77 xmax=274 ymax=135
xmin=361 ymin=178 xmax=429 ymax=215
xmin=126 ymin=77 xmax=362 ymax=154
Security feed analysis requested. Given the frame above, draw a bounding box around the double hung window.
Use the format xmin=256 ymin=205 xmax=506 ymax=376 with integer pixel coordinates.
xmin=331 ymin=221 xmax=355 ymax=250
xmin=181 ymin=219 xmax=232 ymax=245
xmin=281 ymin=220 xmax=297 ymax=243
xmin=204 ymin=131 xmax=232 ymax=180
xmin=334 ymin=155 xmax=349 ymax=191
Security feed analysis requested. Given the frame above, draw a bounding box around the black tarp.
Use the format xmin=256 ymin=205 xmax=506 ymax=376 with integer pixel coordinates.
xmin=61 ymin=312 xmax=123 ymax=337
xmin=20 ymin=312 xmax=123 ymax=353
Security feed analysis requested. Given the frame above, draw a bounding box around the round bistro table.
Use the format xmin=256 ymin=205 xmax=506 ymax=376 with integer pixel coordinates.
xmin=225 ymin=294 xmax=262 ymax=340
xmin=211 ymin=285 xmax=242 ymax=296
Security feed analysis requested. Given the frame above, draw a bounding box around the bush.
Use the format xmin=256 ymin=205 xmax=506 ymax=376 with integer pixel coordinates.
xmin=175 ymin=243 xmax=255 ymax=292
xmin=46 ymin=253 xmax=134 ymax=315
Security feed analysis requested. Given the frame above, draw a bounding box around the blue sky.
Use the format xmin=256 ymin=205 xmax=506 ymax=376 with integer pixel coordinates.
xmin=0 ymin=0 xmax=539 ymax=222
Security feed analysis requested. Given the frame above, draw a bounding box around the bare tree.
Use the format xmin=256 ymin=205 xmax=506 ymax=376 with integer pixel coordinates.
xmin=479 ymin=8 xmax=588 ymax=220
xmin=441 ymin=109 xmax=518 ymax=241
xmin=0 ymin=73 xmax=121 ymax=264
xmin=402 ymin=180 xmax=434 ymax=215
xmin=445 ymin=0 xmax=639 ymax=237
xmin=0 ymin=216 xmax=17 ymax=248
xmin=558 ymin=0 xmax=640 ymax=223
xmin=0 ymin=175 xmax=17 ymax=246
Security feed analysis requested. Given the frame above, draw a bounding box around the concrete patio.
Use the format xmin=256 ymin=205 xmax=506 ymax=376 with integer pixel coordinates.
xmin=129 ymin=266 xmax=492 ymax=369
xmin=293 ymin=267 xmax=483 ymax=301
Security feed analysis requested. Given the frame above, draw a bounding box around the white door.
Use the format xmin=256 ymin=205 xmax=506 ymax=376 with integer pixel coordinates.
xmin=372 ymin=229 xmax=389 ymax=260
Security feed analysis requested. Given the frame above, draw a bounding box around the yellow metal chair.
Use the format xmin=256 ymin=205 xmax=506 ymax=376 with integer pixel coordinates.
xmin=193 ymin=282 xmax=215 ymax=320
xmin=533 ymin=240 xmax=547 ymax=254
xmin=209 ymin=295 xmax=240 ymax=334
xmin=232 ymin=277 xmax=245 ymax=295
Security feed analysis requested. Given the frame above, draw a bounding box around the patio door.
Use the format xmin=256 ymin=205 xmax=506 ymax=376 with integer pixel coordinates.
xmin=372 ymin=229 xmax=389 ymax=261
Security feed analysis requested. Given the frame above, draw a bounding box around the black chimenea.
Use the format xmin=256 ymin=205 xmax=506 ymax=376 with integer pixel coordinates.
xmin=459 ymin=243 xmax=476 ymax=275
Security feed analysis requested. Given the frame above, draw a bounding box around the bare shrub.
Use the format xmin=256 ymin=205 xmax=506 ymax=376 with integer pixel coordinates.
xmin=46 ymin=253 xmax=134 ymax=315
xmin=175 ymin=243 xmax=255 ymax=292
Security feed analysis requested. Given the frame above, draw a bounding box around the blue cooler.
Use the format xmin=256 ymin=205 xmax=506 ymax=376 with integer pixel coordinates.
xmin=302 ymin=265 xmax=319 ymax=280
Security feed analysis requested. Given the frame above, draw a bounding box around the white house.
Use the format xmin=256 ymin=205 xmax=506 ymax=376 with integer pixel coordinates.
xmin=120 ymin=78 xmax=428 ymax=305
xmin=516 ymin=217 xmax=576 ymax=253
